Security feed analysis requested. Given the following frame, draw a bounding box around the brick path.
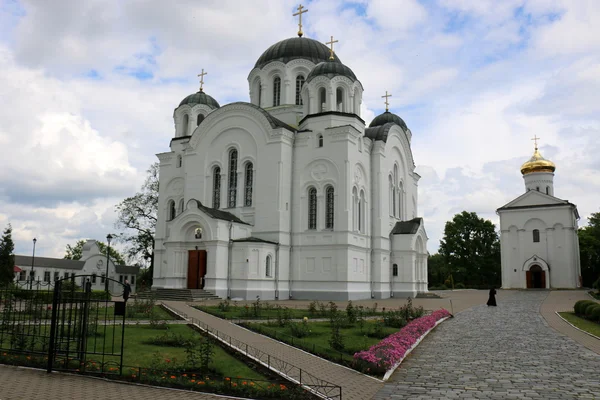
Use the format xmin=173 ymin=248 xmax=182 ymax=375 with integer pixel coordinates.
xmin=163 ymin=300 xmax=384 ymax=400
xmin=375 ymin=290 xmax=600 ymax=399
xmin=0 ymin=364 xmax=233 ymax=400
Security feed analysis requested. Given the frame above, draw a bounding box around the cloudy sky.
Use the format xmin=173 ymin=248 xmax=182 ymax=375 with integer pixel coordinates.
xmin=1 ymin=0 xmax=599 ymax=258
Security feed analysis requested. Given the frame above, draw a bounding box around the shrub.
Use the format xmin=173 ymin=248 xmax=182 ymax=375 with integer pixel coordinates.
xmin=346 ymin=301 xmax=357 ymax=324
xmin=574 ymin=300 xmax=595 ymax=315
xmin=584 ymin=303 xmax=599 ymax=317
xmin=329 ymin=316 xmax=345 ymax=351
xmin=591 ymin=307 xmax=600 ymax=322
xmin=455 ymin=283 xmax=465 ymax=289
xmin=593 ymin=276 xmax=600 ymax=292
xmin=289 ymin=319 xmax=310 ymax=338
xmin=367 ymin=319 xmax=387 ymax=339
xmin=147 ymin=331 xmax=193 ymax=347
xmin=308 ymin=301 xmax=318 ymax=316
xmin=382 ymin=310 xmax=407 ymax=329
xmin=217 ymin=300 xmax=231 ymax=312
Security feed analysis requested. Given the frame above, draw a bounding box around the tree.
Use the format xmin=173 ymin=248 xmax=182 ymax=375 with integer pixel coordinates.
xmin=579 ymin=211 xmax=600 ymax=288
xmin=427 ymin=253 xmax=448 ymax=287
xmin=64 ymin=239 xmax=127 ymax=265
xmin=439 ymin=211 xmax=501 ymax=288
xmin=0 ymin=224 xmax=15 ymax=286
xmin=115 ymin=163 xmax=158 ymax=284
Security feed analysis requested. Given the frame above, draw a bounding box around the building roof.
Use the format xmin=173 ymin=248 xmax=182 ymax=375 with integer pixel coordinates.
xmin=13 ymin=265 xmax=22 ymax=273
xmin=226 ymin=102 xmax=296 ymax=132
xmin=298 ymin=110 xmax=365 ymax=126
xmin=179 ymin=90 xmax=221 ymax=109
xmin=369 ymin=111 xmax=408 ymax=131
xmin=305 ymin=60 xmax=357 ymax=84
xmin=14 ymin=255 xmax=85 ymax=270
xmin=520 ymin=147 xmax=556 ymax=175
xmin=391 ymin=218 xmax=423 ymax=235
xmin=364 ymin=122 xmax=395 ymax=142
xmin=231 ymin=237 xmax=279 ymax=245
xmin=115 ymin=265 xmax=141 ymax=275
xmin=195 ymin=201 xmax=250 ymax=225
xmin=254 ymin=37 xmax=342 ymax=69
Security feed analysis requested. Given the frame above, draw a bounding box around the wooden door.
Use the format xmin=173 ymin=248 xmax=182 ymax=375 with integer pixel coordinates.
xmin=540 ymin=271 xmax=546 ymax=288
xmin=188 ymin=250 xmax=199 ymax=289
xmin=199 ymin=250 xmax=207 ymax=289
xmin=526 ymin=271 xmax=532 ymax=289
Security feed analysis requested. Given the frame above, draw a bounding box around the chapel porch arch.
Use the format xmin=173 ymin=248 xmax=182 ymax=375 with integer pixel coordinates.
xmin=522 ymin=255 xmax=550 ymax=289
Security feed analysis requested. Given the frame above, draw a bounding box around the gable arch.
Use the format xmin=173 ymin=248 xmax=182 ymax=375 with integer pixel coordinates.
xmin=523 ymin=218 xmax=547 ymax=231
xmin=522 ymin=255 xmax=550 ymax=272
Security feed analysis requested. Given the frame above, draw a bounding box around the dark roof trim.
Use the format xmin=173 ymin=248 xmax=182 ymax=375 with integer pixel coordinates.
xmin=391 ymin=218 xmax=423 ymax=235
xmin=115 ymin=265 xmax=141 ymax=274
xmin=195 ymin=200 xmax=250 ymax=225
xmin=14 ymin=255 xmax=85 ymax=270
xmin=170 ymin=135 xmax=191 ymax=145
xmin=364 ymin=122 xmax=395 ymax=143
xmin=231 ymin=237 xmax=279 ymax=245
xmin=225 ymin=102 xmax=297 ymax=132
xmin=497 ymin=202 xmax=576 ymax=212
xmin=299 ymin=111 xmax=365 ymax=125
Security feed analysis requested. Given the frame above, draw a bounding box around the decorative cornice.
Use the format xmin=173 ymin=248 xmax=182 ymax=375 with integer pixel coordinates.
xmin=157 ymin=152 xmax=174 ymax=163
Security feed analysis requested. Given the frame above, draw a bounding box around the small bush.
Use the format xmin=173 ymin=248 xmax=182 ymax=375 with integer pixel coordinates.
xmin=590 ymin=306 xmax=600 ymax=322
xmin=147 ymin=331 xmax=193 ymax=347
xmin=584 ymin=303 xmax=599 ymax=317
xmin=289 ymin=320 xmax=310 ymax=338
xmin=574 ymin=300 xmax=595 ymax=315
xmin=217 ymin=299 xmax=231 ymax=312
xmin=346 ymin=301 xmax=357 ymax=324
xmin=367 ymin=319 xmax=387 ymax=339
xmin=455 ymin=283 xmax=465 ymax=289
xmin=308 ymin=301 xmax=318 ymax=316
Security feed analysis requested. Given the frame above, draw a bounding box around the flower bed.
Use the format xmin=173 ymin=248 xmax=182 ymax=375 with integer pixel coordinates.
xmin=353 ymin=309 xmax=451 ymax=377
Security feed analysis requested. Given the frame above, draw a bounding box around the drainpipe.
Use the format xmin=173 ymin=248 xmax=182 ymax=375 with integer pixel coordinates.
xmin=288 ymin=138 xmax=296 ymax=299
xmin=275 ymin=243 xmax=280 ymax=300
xmin=227 ymin=221 xmax=233 ymax=299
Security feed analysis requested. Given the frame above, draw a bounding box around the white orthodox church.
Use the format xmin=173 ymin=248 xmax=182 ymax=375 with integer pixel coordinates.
xmin=152 ymin=12 xmax=428 ymax=300
xmin=497 ymin=140 xmax=581 ymax=289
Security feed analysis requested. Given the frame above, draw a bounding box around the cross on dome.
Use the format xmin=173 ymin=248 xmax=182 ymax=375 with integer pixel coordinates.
xmin=293 ymin=4 xmax=308 ymax=37
xmin=531 ymin=135 xmax=540 ymax=150
xmin=326 ymin=35 xmax=338 ymax=60
xmin=197 ymin=69 xmax=207 ymax=92
xmin=382 ymin=91 xmax=392 ymax=112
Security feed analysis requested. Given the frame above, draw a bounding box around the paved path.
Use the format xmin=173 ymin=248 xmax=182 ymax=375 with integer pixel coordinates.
xmin=163 ymin=300 xmax=384 ymax=400
xmin=375 ymin=291 xmax=600 ymax=399
xmin=0 ymin=364 xmax=233 ymax=400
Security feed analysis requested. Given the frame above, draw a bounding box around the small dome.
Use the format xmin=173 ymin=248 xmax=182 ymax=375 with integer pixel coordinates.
xmin=254 ymin=37 xmax=341 ymax=70
xmin=179 ymin=90 xmax=220 ymax=109
xmin=305 ymin=60 xmax=357 ymax=84
xmin=520 ymin=148 xmax=556 ymax=175
xmin=369 ymin=111 xmax=408 ymax=131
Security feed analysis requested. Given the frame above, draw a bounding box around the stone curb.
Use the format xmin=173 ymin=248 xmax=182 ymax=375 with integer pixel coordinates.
xmin=554 ymin=311 xmax=600 ymax=341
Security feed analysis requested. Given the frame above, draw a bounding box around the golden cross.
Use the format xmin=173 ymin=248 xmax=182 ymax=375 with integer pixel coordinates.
xmin=293 ymin=4 xmax=308 ymax=37
xmin=197 ymin=69 xmax=207 ymax=92
xmin=326 ymin=35 xmax=338 ymax=60
xmin=382 ymin=91 xmax=392 ymax=112
xmin=531 ymin=135 xmax=540 ymax=150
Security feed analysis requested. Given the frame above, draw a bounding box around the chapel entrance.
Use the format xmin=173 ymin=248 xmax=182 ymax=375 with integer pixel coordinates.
xmin=526 ymin=265 xmax=546 ymax=289
xmin=187 ymin=250 xmax=207 ymax=289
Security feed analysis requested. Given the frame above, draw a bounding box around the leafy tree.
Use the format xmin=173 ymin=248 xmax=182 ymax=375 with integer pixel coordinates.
xmin=579 ymin=211 xmax=600 ymax=288
xmin=427 ymin=253 xmax=448 ymax=287
xmin=0 ymin=224 xmax=15 ymax=286
xmin=64 ymin=239 xmax=126 ymax=265
xmin=115 ymin=163 xmax=158 ymax=284
xmin=439 ymin=211 xmax=501 ymax=288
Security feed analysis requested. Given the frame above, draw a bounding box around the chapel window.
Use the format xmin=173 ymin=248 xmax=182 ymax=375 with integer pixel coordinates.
xmin=182 ymin=114 xmax=189 ymax=136
xmin=179 ymin=199 xmax=184 ymax=214
xmin=213 ymin=166 xmax=221 ymax=208
xmin=296 ymin=75 xmax=305 ymax=105
xmin=536 ymin=186 xmax=540 ymax=191
xmin=533 ymin=229 xmax=540 ymax=243
xmin=308 ymin=187 xmax=317 ymax=230
xmin=336 ymin=88 xmax=343 ymax=112
xmin=389 ymin=176 xmax=394 ymax=216
xmin=318 ymin=134 xmax=323 ymax=148
xmin=319 ymin=88 xmax=326 ymax=112
xmin=325 ymin=186 xmax=334 ymax=229
xmin=266 ymin=255 xmax=272 ymax=277
xmin=359 ymin=190 xmax=365 ymax=233
xmin=546 ymin=186 xmax=550 ymax=195
xmin=244 ymin=162 xmax=253 ymax=207
xmin=197 ymin=114 xmax=205 ymax=126
xmin=398 ymin=182 xmax=404 ymax=220
xmin=352 ymin=187 xmax=358 ymax=231
xmin=393 ymin=264 xmax=398 ymax=277
xmin=177 ymin=155 xmax=182 ymax=168
xmin=273 ymin=77 xmax=281 ymax=107
xmin=228 ymin=149 xmax=238 ymax=208
xmin=168 ymin=200 xmax=176 ymax=220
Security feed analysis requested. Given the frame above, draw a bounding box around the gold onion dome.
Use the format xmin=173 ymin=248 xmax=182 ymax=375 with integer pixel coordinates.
xmin=520 ymin=147 xmax=556 ymax=175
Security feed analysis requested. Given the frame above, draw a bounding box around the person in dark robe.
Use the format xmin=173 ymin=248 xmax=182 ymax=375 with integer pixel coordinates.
xmin=123 ymin=280 xmax=132 ymax=303
xmin=487 ymin=288 xmax=497 ymax=306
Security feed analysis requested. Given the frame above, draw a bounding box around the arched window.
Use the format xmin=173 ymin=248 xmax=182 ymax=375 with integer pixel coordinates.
xmin=244 ymin=162 xmax=253 ymax=207
xmin=182 ymin=114 xmax=189 ymax=136
xmin=177 ymin=155 xmax=182 ymax=168
xmin=393 ymin=165 xmax=398 ymax=217
xmin=168 ymin=200 xmax=176 ymax=220
xmin=325 ymin=186 xmax=334 ymax=229
xmin=352 ymin=187 xmax=358 ymax=231
xmin=533 ymin=229 xmax=540 ymax=243
xmin=318 ymin=134 xmax=323 ymax=148
xmin=257 ymin=78 xmax=262 ymax=106
xmin=179 ymin=199 xmax=184 ymax=214
xmin=213 ymin=166 xmax=221 ymax=208
xmin=319 ymin=88 xmax=326 ymax=112
xmin=398 ymin=182 xmax=404 ymax=220
xmin=336 ymin=88 xmax=343 ymax=112
xmin=389 ymin=176 xmax=394 ymax=216
xmin=536 ymin=186 xmax=540 ymax=191
xmin=546 ymin=186 xmax=550 ymax=195
xmin=197 ymin=114 xmax=204 ymax=126
xmin=308 ymin=187 xmax=317 ymax=230
xmin=295 ymin=75 xmax=305 ymax=105
xmin=228 ymin=149 xmax=238 ymax=208
xmin=359 ymin=190 xmax=365 ymax=233
xmin=273 ymin=77 xmax=281 ymax=107
xmin=392 ymin=264 xmax=398 ymax=277
xmin=266 ymin=255 xmax=272 ymax=277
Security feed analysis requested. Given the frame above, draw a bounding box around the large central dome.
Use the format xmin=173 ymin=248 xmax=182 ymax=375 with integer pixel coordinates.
xmin=254 ymin=37 xmax=341 ymax=69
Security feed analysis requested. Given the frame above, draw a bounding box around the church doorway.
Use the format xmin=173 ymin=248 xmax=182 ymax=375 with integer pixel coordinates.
xmin=188 ymin=250 xmax=207 ymax=289
xmin=526 ymin=265 xmax=546 ymax=289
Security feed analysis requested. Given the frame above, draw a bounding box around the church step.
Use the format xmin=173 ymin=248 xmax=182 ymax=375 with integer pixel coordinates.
xmin=135 ymin=288 xmax=220 ymax=301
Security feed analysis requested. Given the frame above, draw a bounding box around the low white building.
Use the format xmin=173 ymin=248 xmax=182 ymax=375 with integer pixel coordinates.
xmin=14 ymin=240 xmax=140 ymax=292
xmin=497 ymin=143 xmax=581 ymax=289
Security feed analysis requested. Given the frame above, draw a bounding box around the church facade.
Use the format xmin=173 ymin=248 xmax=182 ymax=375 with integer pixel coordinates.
xmin=497 ymin=142 xmax=581 ymax=289
xmin=152 ymin=26 xmax=428 ymax=300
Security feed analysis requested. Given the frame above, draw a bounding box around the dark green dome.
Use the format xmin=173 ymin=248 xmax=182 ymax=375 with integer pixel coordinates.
xmin=369 ymin=111 xmax=408 ymax=131
xmin=305 ymin=60 xmax=357 ymax=83
xmin=254 ymin=37 xmax=341 ymax=69
xmin=179 ymin=91 xmax=220 ymax=109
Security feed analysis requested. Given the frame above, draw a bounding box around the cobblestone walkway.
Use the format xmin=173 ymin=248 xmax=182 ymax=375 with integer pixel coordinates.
xmin=375 ymin=291 xmax=600 ymax=399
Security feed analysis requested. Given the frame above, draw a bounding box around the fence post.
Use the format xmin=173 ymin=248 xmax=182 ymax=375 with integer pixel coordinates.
xmin=47 ymin=280 xmax=61 ymax=373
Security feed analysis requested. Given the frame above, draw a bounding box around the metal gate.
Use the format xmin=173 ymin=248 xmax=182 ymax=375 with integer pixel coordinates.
xmin=0 ymin=275 xmax=126 ymax=375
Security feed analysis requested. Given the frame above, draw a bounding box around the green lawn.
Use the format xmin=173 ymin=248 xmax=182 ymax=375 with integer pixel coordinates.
xmin=196 ymin=304 xmax=382 ymax=321
xmin=244 ymin=320 xmax=398 ymax=366
xmin=558 ymin=312 xmax=600 ymax=337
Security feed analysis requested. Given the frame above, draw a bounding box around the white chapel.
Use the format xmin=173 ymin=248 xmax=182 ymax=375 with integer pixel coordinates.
xmin=497 ymin=139 xmax=581 ymax=289
xmin=152 ymin=9 xmax=429 ymax=300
